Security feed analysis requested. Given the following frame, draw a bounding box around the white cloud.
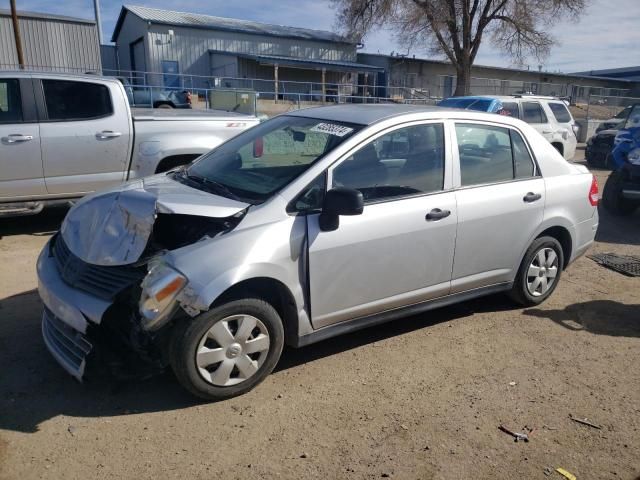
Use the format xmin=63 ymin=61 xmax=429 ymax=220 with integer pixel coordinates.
xmin=12 ymin=0 xmax=640 ymax=72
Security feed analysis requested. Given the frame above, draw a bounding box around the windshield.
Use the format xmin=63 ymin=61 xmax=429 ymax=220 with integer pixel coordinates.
xmin=182 ymin=115 xmax=362 ymax=203
xmin=439 ymin=98 xmax=494 ymax=112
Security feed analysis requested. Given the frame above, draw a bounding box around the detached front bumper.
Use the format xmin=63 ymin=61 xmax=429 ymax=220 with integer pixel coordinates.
xmin=42 ymin=307 xmax=92 ymax=380
xmin=37 ymin=239 xmax=112 ymax=380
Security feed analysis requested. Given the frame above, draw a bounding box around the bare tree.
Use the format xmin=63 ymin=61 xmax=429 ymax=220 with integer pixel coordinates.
xmin=333 ymin=0 xmax=587 ymax=96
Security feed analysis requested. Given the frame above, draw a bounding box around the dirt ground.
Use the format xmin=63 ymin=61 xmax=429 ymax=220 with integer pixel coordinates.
xmin=0 ymin=148 xmax=638 ymax=480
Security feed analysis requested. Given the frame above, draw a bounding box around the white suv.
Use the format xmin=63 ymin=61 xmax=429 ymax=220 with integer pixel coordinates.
xmin=495 ymin=96 xmax=578 ymax=160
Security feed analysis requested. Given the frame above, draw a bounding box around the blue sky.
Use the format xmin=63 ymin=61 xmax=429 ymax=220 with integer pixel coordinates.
xmin=12 ymin=0 xmax=640 ymax=72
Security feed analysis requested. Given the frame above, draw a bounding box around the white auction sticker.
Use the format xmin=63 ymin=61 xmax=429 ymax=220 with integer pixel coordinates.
xmin=310 ymin=123 xmax=354 ymax=137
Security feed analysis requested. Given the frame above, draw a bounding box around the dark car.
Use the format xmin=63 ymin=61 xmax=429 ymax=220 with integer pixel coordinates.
xmin=585 ymin=129 xmax=618 ymax=168
xmin=117 ymin=77 xmax=192 ymax=109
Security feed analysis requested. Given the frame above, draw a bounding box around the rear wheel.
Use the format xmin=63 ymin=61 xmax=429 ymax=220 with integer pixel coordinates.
xmin=510 ymin=236 xmax=564 ymax=307
xmin=170 ymin=298 xmax=284 ymax=400
xmin=602 ymin=170 xmax=638 ymax=216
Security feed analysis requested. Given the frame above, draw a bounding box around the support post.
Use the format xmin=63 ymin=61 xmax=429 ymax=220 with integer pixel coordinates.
xmin=364 ymin=73 xmax=369 ymax=103
xmin=274 ymin=64 xmax=279 ymax=104
xmin=93 ymin=0 xmax=104 ymax=45
xmin=321 ymin=68 xmax=326 ymax=104
xmin=9 ymin=0 xmax=25 ymax=69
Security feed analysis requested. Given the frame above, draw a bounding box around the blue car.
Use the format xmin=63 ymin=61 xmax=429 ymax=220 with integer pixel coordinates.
xmin=437 ymin=96 xmax=503 ymax=113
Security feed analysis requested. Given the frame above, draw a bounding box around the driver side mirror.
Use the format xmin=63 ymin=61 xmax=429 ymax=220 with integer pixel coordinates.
xmin=319 ymin=187 xmax=364 ymax=232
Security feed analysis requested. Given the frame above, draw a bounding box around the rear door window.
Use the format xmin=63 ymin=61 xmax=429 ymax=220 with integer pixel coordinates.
xmin=42 ymin=80 xmax=113 ymax=121
xmin=455 ymin=123 xmax=537 ymax=186
xmin=0 ymin=79 xmax=23 ymax=123
xmin=522 ymin=102 xmax=548 ymax=124
xmin=547 ymin=102 xmax=572 ymax=123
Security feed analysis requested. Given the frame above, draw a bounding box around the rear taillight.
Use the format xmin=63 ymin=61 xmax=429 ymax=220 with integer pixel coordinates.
xmin=588 ymin=175 xmax=599 ymax=206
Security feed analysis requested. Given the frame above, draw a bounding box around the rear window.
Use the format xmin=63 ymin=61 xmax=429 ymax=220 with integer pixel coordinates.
xmin=547 ymin=102 xmax=572 ymax=123
xmin=42 ymin=80 xmax=113 ymax=121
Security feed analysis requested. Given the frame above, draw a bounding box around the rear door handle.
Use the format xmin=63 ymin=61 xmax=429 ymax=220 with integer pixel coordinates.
xmin=523 ymin=192 xmax=542 ymax=203
xmin=426 ymin=208 xmax=451 ymax=221
xmin=96 ymin=130 xmax=122 ymax=139
xmin=3 ymin=134 xmax=33 ymax=143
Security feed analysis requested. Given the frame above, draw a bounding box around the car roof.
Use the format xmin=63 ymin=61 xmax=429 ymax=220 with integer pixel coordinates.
xmin=0 ymin=70 xmax=119 ymax=83
xmin=440 ymin=96 xmax=498 ymax=101
xmin=284 ymin=103 xmax=522 ymax=126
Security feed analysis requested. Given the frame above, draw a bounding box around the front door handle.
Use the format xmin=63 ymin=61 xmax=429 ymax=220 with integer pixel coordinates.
xmin=426 ymin=208 xmax=451 ymax=221
xmin=523 ymin=192 xmax=542 ymax=203
xmin=96 ymin=130 xmax=122 ymax=139
xmin=3 ymin=134 xmax=33 ymax=143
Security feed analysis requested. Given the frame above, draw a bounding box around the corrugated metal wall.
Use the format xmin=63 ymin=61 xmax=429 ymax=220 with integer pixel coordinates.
xmin=100 ymin=45 xmax=119 ymax=74
xmin=0 ymin=13 xmax=101 ymax=72
xmin=116 ymin=16 xmax=356 ymax=88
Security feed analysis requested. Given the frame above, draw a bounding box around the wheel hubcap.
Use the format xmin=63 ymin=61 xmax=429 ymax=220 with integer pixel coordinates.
xmin=526 ymin=247 xmax=559 ymax=297
xmin=196 ymin=314 xmax=270 ymax=387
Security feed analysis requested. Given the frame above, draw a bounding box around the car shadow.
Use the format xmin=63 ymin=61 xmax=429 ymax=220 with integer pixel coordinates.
xmin=595 ymin=204 xmax=640 ymax=246
xmin=0 ymin=288 xmax=513 ymax=433
xmin=525 ymin=300 xmax=640 ymax=338
xmin=0 ymin=206 xmax=69 ymax=238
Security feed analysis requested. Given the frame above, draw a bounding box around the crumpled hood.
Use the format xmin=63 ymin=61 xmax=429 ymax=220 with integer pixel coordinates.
xmin=61 ymin=174 xmax=249 ymax=266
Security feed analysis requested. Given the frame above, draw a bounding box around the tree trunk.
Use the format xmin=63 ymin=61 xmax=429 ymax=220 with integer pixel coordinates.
xmin=453 ymin=57 xmax=472 ymax=96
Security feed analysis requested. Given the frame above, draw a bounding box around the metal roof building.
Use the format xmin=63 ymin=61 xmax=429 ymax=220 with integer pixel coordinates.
xmin=111 ymin=5 xmax=382 ymax=95
xmin=0 ymin=9 xmax=101 ymax=72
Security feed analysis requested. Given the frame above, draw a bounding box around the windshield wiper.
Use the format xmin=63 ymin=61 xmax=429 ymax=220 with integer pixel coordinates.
xmin=180 ymin=171 xmax=243 ymax=201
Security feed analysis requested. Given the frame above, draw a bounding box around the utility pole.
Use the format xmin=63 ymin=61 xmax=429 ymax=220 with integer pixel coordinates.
xmin=9 ymin=0 xmax=25 ymax=69
xmin=93 ymin=0 xmax=104 ymax=44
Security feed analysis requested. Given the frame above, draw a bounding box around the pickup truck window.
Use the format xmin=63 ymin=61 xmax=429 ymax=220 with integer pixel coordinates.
xmin=42 ymin=80 xmax=113 ymax=121
xmin=0 ymin=79 xmax=22 ymax=123
xmin=186 ymin=115 xmax=362 ymax=203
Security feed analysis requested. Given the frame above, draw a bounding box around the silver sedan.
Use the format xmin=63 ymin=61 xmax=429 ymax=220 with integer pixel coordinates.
xmin=37 ymin=104 xmax=599 ymax=400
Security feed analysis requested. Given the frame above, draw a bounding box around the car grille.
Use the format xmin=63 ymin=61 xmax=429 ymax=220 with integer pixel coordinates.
xmin=42 ymin=307 xmax=92 ymax=379
xmin=53 ymin=235 xmax=145 ymax=300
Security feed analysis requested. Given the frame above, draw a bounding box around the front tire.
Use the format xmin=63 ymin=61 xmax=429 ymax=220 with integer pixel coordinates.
xmin=602 ymin=170 xmax=638 ymax=216
xmin=170 ymin=298 xmax=284 ymax=400
xmin=510 ymin=236 xmax=564 ymax=307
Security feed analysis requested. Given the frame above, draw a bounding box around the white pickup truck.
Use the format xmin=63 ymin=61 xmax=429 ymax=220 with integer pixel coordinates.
xmin=0 ymin=72 xmax=259 ymax=216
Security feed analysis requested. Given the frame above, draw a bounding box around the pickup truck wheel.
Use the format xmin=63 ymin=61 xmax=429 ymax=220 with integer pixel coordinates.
xmin=170 ymin=298 xmax=284 ymax=400
xmin=510 ymin=236 xmax=563 ymax=307
xmin=155 ymin=103 xmax=174 ymax=109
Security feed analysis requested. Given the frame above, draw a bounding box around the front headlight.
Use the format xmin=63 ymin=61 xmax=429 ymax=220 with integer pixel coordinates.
xmin=139 ymin=262 xmax=187 ymax=331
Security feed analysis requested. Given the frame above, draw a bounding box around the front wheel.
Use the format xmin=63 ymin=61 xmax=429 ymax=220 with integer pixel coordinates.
xmin=602 ymin=170 xmax=638 ymax=216
xmin=170 ymin=298 xmax=284 ymax=400
xmin=510 ymin=236 xmax=564 ymax=307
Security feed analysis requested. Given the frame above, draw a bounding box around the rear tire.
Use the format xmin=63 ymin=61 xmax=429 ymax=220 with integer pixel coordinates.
xmin=170 ymin=298 xmax=284 ymax=400
xmin=602 ymin=170 xmax=638 ymax=216
xmin=510 ymin=236 xmax=564 ymax=307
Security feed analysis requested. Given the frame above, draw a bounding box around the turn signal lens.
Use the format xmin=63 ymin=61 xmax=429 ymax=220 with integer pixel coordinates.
xmin=588 ymin=175 xmax=599 ymax=206
xmin=155 ymin=276 xmax=186 ymax=302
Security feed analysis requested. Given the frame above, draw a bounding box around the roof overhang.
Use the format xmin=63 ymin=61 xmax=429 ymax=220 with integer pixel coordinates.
xmin=210 ymin=51 xmax=384 ymax=73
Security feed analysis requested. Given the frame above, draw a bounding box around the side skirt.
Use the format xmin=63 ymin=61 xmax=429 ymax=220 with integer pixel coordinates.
xmin=294 ymin=282 xmax=512 ymax=348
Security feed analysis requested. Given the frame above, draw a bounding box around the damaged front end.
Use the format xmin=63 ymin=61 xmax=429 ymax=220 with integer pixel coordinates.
xmin=39 ymin=174 xmax=249 ymax=380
